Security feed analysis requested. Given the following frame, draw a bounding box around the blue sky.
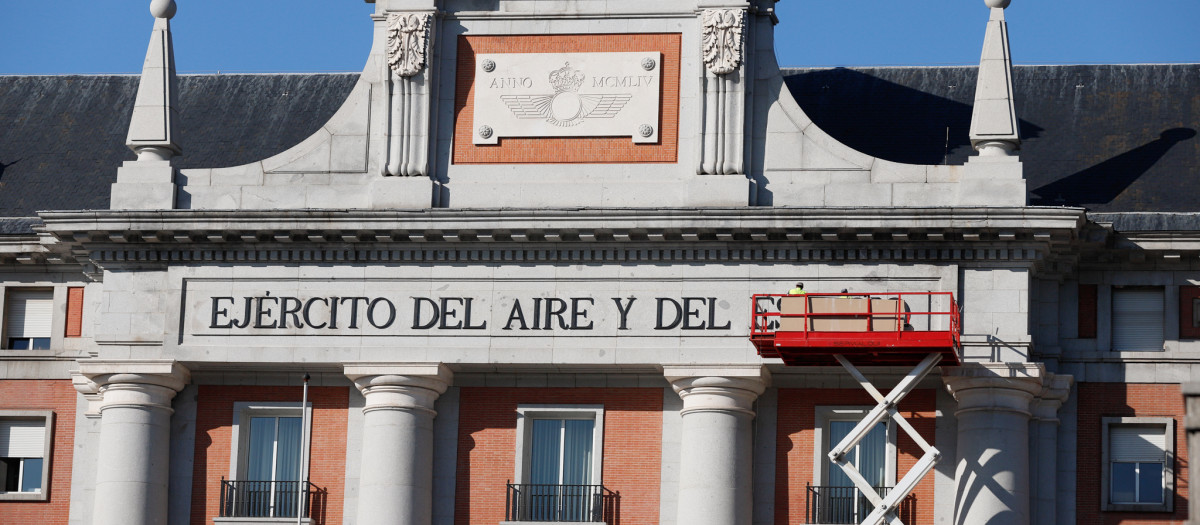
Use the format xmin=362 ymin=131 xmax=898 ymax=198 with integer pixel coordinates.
xmin=1 ymin=0 xmax=1197 ymax=74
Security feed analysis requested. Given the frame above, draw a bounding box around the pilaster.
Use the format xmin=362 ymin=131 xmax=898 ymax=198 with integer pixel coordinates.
xmin=1028 ymin=373 xmax=1072 ymax=525
xmin=1185 ymin=382 xmax=1200 ymax=522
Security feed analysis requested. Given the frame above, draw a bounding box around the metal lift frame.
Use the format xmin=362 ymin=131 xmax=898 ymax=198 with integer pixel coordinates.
xmin=826 ymin=352 xmax=942 ymax=525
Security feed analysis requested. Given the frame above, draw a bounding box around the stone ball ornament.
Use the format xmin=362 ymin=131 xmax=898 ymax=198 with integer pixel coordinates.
xmin=150 ymin=0 xmax=177 ymax=19
xmin=984 ymin=0 xmax=1011 ymax=8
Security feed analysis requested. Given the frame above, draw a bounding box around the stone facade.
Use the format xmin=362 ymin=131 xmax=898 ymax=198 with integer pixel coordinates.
xmin=0 ymin=1 xmax=1195 ymax=525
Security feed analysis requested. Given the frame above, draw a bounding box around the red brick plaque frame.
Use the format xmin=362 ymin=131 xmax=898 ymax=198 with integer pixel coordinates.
xmin=453 ymin=33 xmax=681 ymax=164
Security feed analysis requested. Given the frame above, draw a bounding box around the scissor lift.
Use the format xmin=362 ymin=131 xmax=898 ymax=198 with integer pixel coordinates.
xmin=750 ymin=292 xmax=961 ymax=525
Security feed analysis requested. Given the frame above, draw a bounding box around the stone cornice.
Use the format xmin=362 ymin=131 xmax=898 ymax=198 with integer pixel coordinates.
xmin=38 ymin=207 xmax=1086 ymax=246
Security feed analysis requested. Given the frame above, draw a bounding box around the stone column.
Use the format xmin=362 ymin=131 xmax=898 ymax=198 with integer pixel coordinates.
xmin=1028 ymin=373 xmax=1072 ymax=525
xmin=944 ymin=363 xmax=1043 ymax=525
xmin=663 ymin=365 xmax=769 ymax=525
xmin=345 ymin=363 xmax=452 ymax=525
xmin=1185 ymin=383 xmax=1200 ymax=522
xmin=79 ymin=360 xmax=190 ymax=525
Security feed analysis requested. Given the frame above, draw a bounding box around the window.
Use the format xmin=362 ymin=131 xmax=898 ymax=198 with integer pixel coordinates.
xmin=5 ymin=290 xmax=53 ymax=350
xmin=0 ymin=411 xmax=53 ymax=501
xmin=1111 ymin=287 xmax=1164 ymax=351
xmin=1102 ymin=417 xmax=1174 ymax=512
xmin=812 ymin=407 xmax=897 ymax=524
xmin=225 ymin=403 xmax=311 ymax=519
xmin=510 ymin=405 xmax=606 ymax=523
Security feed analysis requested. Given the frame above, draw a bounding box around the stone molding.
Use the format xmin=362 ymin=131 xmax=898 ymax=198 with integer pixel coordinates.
xmin=345 ymin=363 xmax=452 ymax=416
xmin=943 ymin=362 xmax=1045 ymax=418
xmin=701 ymin=9 xmax=744 ymax=75
xmin=663 ymin=365 xmax=769 ymax=417
xmin=1030 ymin=372 xmax=1073 ymax=423
xmin=70 ymin=371 xmax=104 ymax=418
xmin=386 ymin=12 xmax=432 ymax=77
xmin=78 ymin=359 xmax=190 ymax=413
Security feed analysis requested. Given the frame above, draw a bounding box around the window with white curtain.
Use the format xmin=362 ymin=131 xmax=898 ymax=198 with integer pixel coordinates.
xmin=1102 ymin=417 xmax=1174 ymax=512
xmin=229 ymin=402 xmax=311 ymax=518
xmin=1111 ymin=287 xmax=1165 ymax=351
xmin=0 ymin=411 xmax=53 ymax=501
xmin=515 ymin=405 xmax=604 ymax=487
xmin=5 ymin=289 xmax=53 ymax=350
xmin=814 ymin=407 xmax=897 ymax=524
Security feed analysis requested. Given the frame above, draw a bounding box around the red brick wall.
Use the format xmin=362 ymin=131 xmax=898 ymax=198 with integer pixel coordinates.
xmin=0 ymin=380 xmax=76 ymax=524
xmin=454 ymin=387 xmax=662 ymax=525
xmin=775 ymin=388 xmax=936 ymax=525
xmin=190 ymin=386 xmax=349 ymax=525
xmin=64 ymin=287 xmax=83 ymax=338
xmin=1077 ymin=382 xmax=1189 ymax=524
xmin=453 ymin=34 xmax=681 ymax=164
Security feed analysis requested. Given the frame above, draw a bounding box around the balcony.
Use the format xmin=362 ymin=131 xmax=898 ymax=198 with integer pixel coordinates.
xmin=806 ymin=485 xmax=914 ymax=524
xmin=504 ymin=483 xmax=617 ymax=524
xmin=750 ymin=292 xmax=961 ymax=367
xmin=219 ymin=479 xmax=315 ymax=521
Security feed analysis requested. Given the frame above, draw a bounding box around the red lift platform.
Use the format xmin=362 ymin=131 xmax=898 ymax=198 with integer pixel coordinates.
xmin=749 ymin=292 xmax=961 ymax=367
xmin=748 ymin=291 xmax=960 ymax=525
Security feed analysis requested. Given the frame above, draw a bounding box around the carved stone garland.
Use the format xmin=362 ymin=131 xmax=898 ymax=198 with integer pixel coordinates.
xmin=698 ymin=9 xmax=746 ymax=175
xmin=385 ymin=12 xmax=433 ymax=176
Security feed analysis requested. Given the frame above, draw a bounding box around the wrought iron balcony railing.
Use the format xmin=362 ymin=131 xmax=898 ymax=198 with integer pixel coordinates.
xmin=806 ymin=484 xmax=893 ymax=524
xmin=220 ymin=478 xmax=316 ymax=518
xmin=505 ymin=482 xmax=616 ymax=523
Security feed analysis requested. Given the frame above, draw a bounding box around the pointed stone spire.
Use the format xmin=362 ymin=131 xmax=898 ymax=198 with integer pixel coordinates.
xmin=126 ymin=0 xmax=181 ymax=161
xmin=969 ymin=0 xmax=1020 ymax=157
xmin=111 ymin=0 xmax=180 ymax=209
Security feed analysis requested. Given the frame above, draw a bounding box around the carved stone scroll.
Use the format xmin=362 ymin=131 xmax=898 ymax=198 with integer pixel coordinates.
xmin=384 ymin=12 xmax=434 ymax=177
xmin=698 ymin=9 xmax=746 ymax=175
xmin=702 ymin=9 xmax=744 ymax=75
xmin=387 ymin=12 xmax=432 ymax=77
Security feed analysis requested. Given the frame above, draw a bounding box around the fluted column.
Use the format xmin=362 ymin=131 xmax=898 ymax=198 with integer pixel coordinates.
xmin=79 ymin=360 xmax=190 ymax=525
xmin=1029 ymin=373 xmax=1072 ymax=525
xmin=944 ymin=363 xmax=1044 ymax=525
xmin=345 ymin=363 xmax=452 ymax=525
xmin=663 ymin=365 xmax=769 ymax=525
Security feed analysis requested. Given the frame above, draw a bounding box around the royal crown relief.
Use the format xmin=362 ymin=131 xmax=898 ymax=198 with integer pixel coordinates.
xmin=471 ymin=52 xmax=662 ymax=144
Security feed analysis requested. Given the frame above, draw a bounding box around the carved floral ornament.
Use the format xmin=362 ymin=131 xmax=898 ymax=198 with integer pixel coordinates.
xmin=701 ymin=8 xmax=745 ymax=75
xmin=387 ymin=12 xmax=432 ymax=77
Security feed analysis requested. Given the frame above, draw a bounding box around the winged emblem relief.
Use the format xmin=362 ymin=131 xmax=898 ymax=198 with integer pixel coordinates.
xmin=500 ymin=63 xmax=634 ymax=127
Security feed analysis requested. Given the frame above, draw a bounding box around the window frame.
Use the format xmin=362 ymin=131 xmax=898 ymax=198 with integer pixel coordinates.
xmin=813 ymin=406 xmax=898 ymax=488
xmin=0 ymin=410 xmax=54 ymax=501
xmin=1101 ymin=416 xmax=1175 ymax=512
xmin=1110 ymin=286 xmax=1166 ymax=352
xmin=513 ymin=405 xmax=605 ymax=486
xmin=228 ymin=402 xmax=313 ymax=484
xmin=2 ymin=288 xmax=55 ymax=351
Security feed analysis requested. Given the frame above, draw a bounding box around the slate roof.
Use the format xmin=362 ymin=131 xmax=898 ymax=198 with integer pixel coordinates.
xmin=0 ymin=65 xmax=1196 ymax=230
xmin=0 ymin=74 xmax=359 ymax=218
xmin=782 ymin=64 xmax=1200 ymax=213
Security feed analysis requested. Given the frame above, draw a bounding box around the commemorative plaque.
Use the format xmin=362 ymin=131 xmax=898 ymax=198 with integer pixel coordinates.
xmin=472 ymin=52 xmax=662 ymax=144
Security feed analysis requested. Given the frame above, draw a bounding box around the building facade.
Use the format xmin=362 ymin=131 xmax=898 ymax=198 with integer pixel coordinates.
xmin=0 ymin=1 xmax=1197 ymax=525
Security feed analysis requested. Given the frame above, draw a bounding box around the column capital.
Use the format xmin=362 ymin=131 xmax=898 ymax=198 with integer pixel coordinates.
xmin=344 ymin=362 xmax=452 ymax=415
xmin=78 ymin=359 xmax=190 ymax=413
xmin=944 ymin=362 xmax=1044 ymax=417
xmin=1186 ymin=382 xmax=1200 ymax=432
xmin=663 ymin=365 xmax=769 ymax=417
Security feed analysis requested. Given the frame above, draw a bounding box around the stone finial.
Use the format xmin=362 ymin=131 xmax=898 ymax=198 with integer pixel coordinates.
xmin=126 ymin=0 xmax=181 ymax=161
xmin=968 ymin=1 xmax=1020 ymax=156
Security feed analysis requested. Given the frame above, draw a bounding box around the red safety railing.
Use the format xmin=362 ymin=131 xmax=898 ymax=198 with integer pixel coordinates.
xmin=749 ymin=292 xmax=961 ymax=366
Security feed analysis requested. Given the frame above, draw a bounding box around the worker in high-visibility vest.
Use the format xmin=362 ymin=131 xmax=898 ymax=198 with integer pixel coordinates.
xmin=788 ymin=282 xmax=806 ymax=295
